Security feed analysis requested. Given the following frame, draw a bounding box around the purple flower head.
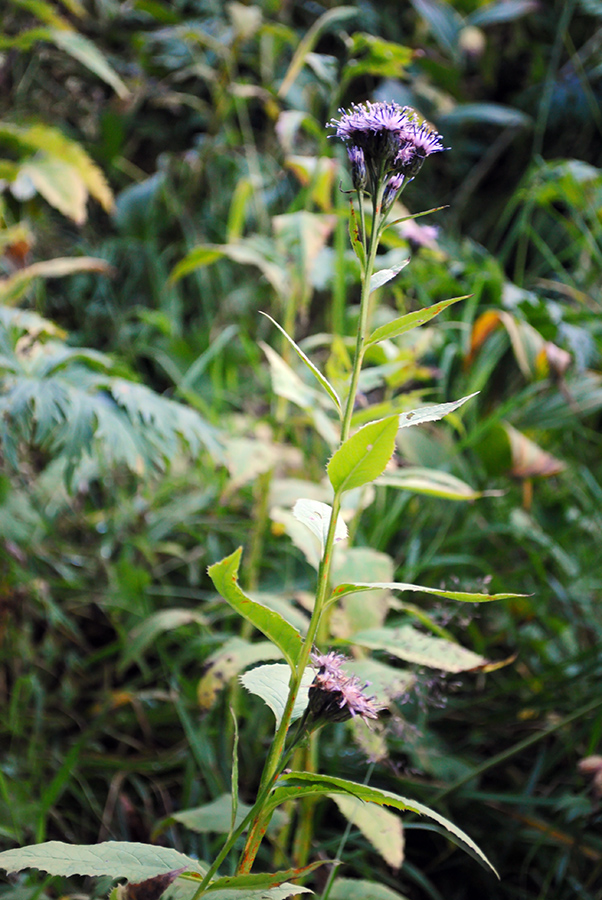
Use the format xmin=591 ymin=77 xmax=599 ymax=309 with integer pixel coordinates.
xmin=307 ymin=650 xmax=380 ymax=726
xmin=329 ymin=100 xmax=446 ymax=195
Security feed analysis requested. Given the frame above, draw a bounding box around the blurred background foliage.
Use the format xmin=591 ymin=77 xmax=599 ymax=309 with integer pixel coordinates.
xmin=0 ymin=1 xmax=601 ymax=899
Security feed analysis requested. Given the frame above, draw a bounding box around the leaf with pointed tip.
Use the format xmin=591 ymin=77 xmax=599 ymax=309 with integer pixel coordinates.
xmin=260 ymin=312 xmax=341 ymax=414
xmin=206 ymin=860 xmax=329 ymax=893
xmin=0 ymin=842 xmax=205 ymax=880
xmin=376 ymin=467 xmax=496 ymax=501
xmin=366 ymin=297 xmax=468 ymax=347
xmin=331 ymin=580 xmax=523 ymax=603
xmin=267 ymin=772 xmax=498 ymax=877
xmin=350 ymin=625 xmax=488 ymax=673
xmin=327 ymin=416 xmax=398 ymax=493
xmin=398 ymin=393 xmax=478 ymax=428
xmin=292 ymin=498 xmax=348 ymax=552
xmin=369 ymin=261 xmax=410 ymax=294
xmin=208 ymin=549 xmax=302 ymax=668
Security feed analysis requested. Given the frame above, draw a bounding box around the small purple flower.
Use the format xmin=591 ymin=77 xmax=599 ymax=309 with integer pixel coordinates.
xmin=329 ymin=100 xmax=446 ymax=195
xmin=347 ymin=145 xmax=367 ymax=191
xmin=382 ymin=172 xmax=405 ymax=213
xmin=307 ymin=650 xmax=380 ymax=725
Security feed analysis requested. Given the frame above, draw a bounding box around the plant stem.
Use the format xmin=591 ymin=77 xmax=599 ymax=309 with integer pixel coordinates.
xmin=234 ymin=182 xmax=385 ymax=876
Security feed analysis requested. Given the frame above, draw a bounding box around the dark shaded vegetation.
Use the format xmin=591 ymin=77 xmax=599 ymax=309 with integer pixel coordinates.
xmin=1 ymin=1 xmax=602 ymax=899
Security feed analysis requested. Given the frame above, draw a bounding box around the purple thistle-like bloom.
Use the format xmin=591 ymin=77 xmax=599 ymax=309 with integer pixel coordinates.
xmin=329 ymin=100 xmax=446 ymax=196
xmin=307 ymin=650 xmax=380 ymax=725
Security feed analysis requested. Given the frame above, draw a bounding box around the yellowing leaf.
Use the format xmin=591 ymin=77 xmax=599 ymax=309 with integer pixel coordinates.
xmin=330 ymin=794 xmax=404 ymax=869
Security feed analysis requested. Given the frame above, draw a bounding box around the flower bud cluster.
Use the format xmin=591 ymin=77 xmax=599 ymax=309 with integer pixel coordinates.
xmin=306 ymin=650 xmax=380 ymax=726
xmin=329 ymin=101 xmax=446 ymax=205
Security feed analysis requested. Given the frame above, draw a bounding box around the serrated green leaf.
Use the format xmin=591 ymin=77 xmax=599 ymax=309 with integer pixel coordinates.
xmin=268 ymin=773 xmax=498 ymax=877
xmin=208 ymin=549 xmax=303 ymax=668
xmin=330 ymin=794 xmax=404 ymax=869
xmin=366 ymin=297 xmax=467 ymax=347
xmin=327 ymin=416 xmax=398 ymax=493
xmin=369 ymin=261 xmax=409 ymax=293
xmin=0 ymin=841 xmax=205 ymax=880
xmin=331 ymin=580 xmax=523 ymax=604
xmin=260 ymin=312 xmax=341 ymax=414
xmin=351 ymin=625 xmax=487 ymax=672
xmin=398 ymin=393 xmax=478 ymax=428
xmin=239 ymin=663 xmax=314 ymax=728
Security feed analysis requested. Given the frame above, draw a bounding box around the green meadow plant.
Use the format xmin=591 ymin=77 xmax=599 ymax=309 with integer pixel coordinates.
xmin=0 ymin=102 xmax=523 ymax=900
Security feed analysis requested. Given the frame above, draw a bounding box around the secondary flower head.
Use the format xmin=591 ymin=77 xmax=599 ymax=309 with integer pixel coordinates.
xmin=329 ymin=100 xmax=446 ymax=199
xmin=306 ymin=650 xmax=380 ymax=726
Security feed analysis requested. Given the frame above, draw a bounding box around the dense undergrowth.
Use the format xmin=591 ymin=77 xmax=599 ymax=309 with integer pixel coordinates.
xmin=1 ymin=1 xmax=602 ymax=899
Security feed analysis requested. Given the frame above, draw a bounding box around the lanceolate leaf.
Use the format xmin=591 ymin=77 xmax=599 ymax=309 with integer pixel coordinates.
xmin=208 ymin=548 xmax=303 ymax=668
xmin=0 ymin=842 xmax=205 ymax=881
xmin=268 ymin=773 xmax=498 ymax=877
xmin=206 ymin=860 xmax=329 ymax=893
xmin=366 ymin=296 xmax=468 ymax=346
xmin=398 ymin=393 xmax=478 ymax=428
xmin=330 ymin=794 xmax=404 ymax=869
xmin=260 ymin=312 xmax=341 ymax=414
xmin=331 ymin=580 xmax=524 ymax=604
xmin=376 ymin=467 xmax=492 ymax=501
xmin=50 ymin=30 xmax=129 ymax=98
xmin=327 ymin=416 xmax=398 ymax=493
xmin=369 ymin=261 xmax=409 ymax=293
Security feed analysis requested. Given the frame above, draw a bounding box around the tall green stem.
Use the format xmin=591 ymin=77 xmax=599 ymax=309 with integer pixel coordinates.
xmin=235 ymin=182 xmax=386 ymax=875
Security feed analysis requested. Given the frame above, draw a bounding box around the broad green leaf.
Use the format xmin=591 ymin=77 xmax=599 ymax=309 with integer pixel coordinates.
xmin=328 ymin=878 xmax=410 ymax=900
xmin=208 ymin=548 xmax=303 ymax=668
xmin=157 ymin=794 xmax=287 ymax=840
xmin=331 ymin=580 xmax=523 ymax=604
xmin=292 ymin=498 xmax=348 ymax=552
xmin=398 ymin=393 xmax=478 ymax=428
xmin=268 ymin=772 xmax=498 ymax=877
xmin=239 ymin=663 xmax=314 ymax=728
xmin=50 ymin=30 xmax=129 ymax=98
xmin=20 ymin=157 xmax=88 ymax=224
xmin=351 ymin=626 xmax=487 ymax=673
xmin=260 ymin=312 xmax=341 ymax=414
xmin=366 ymin=296 xmax=467 ymax=346
xmin=329 ymin=547 xmax=394 ymax=636
xmin=0 ymin=123 xmax=114 ymax=212
xmin=120 ymin=609 xmax=206 ymax=671
xmin=330 ymin=794 xmax=404 ymax=869
xmin=206 ymin=861 xmax=328 ymax=893
xmin=0 ymin=841 xmax=205 ymax=880
xmin=197 ymin=638 xmax=282 ymax=711
xmin=327 ymin=416 xmax=398 ymax=493
xmin=376 ymin=467 xmax=489 ymax=501
xmin=369 ymin=261 xmax=409 ymax=293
